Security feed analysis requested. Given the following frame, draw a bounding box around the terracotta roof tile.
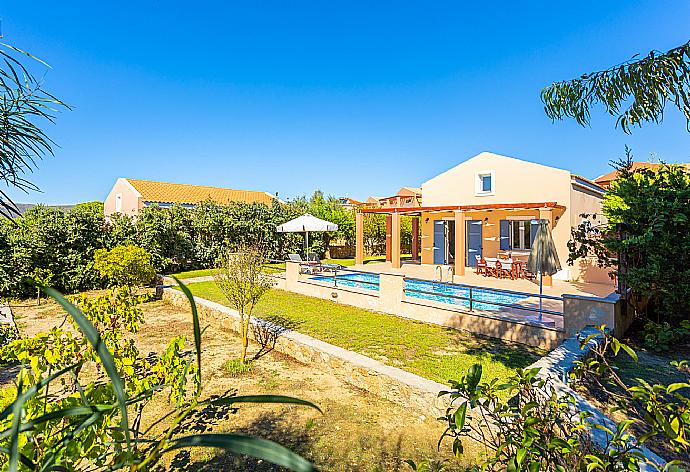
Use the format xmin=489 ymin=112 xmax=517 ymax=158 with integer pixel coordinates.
xmin=594 ymin=162 xmax=689 ymax=185
xmin=126 ymin=179 xmax=276 ymax=206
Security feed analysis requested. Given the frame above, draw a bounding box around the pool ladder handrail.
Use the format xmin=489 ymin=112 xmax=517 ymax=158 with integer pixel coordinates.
xmin=435 ymin=265 xmax=442 ymax=282
xmin=446 ymin=266 xmax=454 ymax=282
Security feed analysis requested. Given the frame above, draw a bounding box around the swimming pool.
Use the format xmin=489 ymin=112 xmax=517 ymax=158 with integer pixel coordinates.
xmin=310 ymin=272 xmax=528 ymax=312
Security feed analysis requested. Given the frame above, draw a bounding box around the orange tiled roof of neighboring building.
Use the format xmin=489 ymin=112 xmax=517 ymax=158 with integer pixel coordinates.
xmin=594 ymin=162 xmax=665 ymax=186
xmin=397 ymin=187 xmax=422 ymax=196
xmin=593 ymin=162 xmax=690 ymax=187
xmin=126 ymin=179 xmax=276 ymax=206
xmin=339 ymin=197 xmax=363 ymax=205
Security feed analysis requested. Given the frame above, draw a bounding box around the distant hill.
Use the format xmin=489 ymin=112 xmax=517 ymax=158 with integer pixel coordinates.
xmin=12 ymin=203 xmax=77 ymax=217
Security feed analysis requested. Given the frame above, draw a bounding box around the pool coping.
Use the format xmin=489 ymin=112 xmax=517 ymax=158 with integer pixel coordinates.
xmin=297 ymin=278 xmax=380 ymax=298
xmin=400 ymin=296 xmax=564 ymax=333
xmin=304 ymin=273 xmax=565 ymax=333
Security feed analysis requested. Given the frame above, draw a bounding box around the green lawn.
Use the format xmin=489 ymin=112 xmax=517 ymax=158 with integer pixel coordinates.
xmin=175 ymin=281 xmax=543 ymax=385
xmin=323 ymin=254 xmax=412 ymax=266
xmin=167 ymin=268 xmax=218 ymax=279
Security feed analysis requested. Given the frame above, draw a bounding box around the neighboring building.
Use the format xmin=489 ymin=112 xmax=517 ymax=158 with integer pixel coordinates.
xmin=337 ymin=197 xmax=363 ymax=211
xmin=594 ymin=161 xmax=690 ymax=189
xmin=356 ymin=152 xmax=609 ymax=283
xmin=363 ymin=187 xmax=423 ymax=209
xmin=363 ymin=196 xmax=385 ymax=208
xmin=378 ymin=187 xmax=422 ymax=208
xmin=104 ymin=178 xmax=279 ymax=218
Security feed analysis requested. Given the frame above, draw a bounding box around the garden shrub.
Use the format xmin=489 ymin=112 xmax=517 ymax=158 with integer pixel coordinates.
xmin=94 ymin=245 xmax=156 ymax=287
xmin=0 ymin=190 xmax=383 ymax=299
xmin=0 ymin=324 xmax=19 ymax=350
xmin=26 ymin=268 xmax=54 ymax=305
xmin=643 ymin=320 xmax=690 ymax=352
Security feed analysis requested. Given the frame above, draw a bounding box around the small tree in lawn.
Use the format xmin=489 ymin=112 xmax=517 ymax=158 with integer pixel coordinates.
xmin=214 ymin=243 xmax=273 ymax=364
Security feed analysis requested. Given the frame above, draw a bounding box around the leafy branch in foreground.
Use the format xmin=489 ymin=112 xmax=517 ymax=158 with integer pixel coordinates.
xmin=542 ymin=40 xmax=690 ymax=133
xmin=0 ymin=43 xmax=69 ymax=218
xmin=436 ymin=327 xmax=690 ymax=470
xmin=0 ymin=282 xmax=319 ymax=471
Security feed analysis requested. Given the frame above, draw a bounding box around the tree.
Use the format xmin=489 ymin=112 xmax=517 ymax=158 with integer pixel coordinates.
xmin=0 ymin=44 xmax=69 ymax=218
xmin=26 ymin=268 xmax=53 ymax=305
xmin=568 ymin=151 xmax=690 ymax=324
xmin=135 ymin=204 xmax=195 ymax=273
xmin=213 ymin=244 xmax=274 ymax=364
xmin=542 ymin=40 xmax=690 ymax=132
xmin=94 ymin=245 xmax=156 ymax=288
xmin=307 ymin=190 xmax=355 ymax=257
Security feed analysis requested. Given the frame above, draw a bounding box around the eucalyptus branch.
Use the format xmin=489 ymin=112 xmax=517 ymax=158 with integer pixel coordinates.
xmin=542 ymin=40 xmax=690 ymax=132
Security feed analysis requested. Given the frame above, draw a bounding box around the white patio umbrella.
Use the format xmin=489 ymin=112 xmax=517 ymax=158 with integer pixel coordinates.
xmin=276 ymin=213 xmax=338 ymax=258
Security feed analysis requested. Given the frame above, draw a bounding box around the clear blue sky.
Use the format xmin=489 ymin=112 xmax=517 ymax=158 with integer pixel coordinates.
xmin=2 ymin=1 xmax=689 ymax=204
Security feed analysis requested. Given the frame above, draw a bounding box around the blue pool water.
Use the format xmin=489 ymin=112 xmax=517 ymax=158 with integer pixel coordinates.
xmin=310 ymin=273 xmax=527 ymax=311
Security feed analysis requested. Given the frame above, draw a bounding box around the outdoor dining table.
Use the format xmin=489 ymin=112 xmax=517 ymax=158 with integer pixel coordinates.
xmin=485 ymin=257 xmax=516 ymax=278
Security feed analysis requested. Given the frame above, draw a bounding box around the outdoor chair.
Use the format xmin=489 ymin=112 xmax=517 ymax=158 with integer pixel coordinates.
xmin=288 ymin=253 xmax=317 ymax=275
xmin=486 ymin=259 xmax=499 ymax=278
xmin=495 ymin=260 xmax=506 ymax=278
xmin=499 ymin=259 xmax=515 ymax=279
xmin=475 ymin=255 xmax=487 ymax=275
xmin=509 ymin=261 xmax=522 ymax=280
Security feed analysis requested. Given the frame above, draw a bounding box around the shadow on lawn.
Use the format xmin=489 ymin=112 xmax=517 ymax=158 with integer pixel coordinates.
xmin=168 ymin=411 xmax=315 ymax=471
xmin=167 ymin=410 xmax=416 ymax=472
xmin=251 ymin=314 xmax=305 ymax=361
xmin=456 ymin=333 xmax=543 ymax=370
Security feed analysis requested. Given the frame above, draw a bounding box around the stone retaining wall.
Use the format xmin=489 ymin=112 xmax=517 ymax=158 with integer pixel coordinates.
xmin=162 ymin=287 xmax=450 ymax=416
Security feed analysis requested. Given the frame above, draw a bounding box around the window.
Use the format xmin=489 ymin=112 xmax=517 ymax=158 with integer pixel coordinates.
xmin=475 ymin=170 xmax=495 ymax=195
xmin=115 ymin=193 xmax=122 ymax=213
xmin=510 ymin=220 xmax=532 ymax=251
xmin=481 ymin=175 xmax=492 ymax=192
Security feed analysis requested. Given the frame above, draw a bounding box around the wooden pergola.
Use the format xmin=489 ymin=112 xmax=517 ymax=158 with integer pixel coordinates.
xmin=355 ymin=202 xmax=564 ymax=274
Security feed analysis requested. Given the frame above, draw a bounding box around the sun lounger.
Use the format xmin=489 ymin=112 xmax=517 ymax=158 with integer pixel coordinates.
xmin=287 ymin=253 xmax=303 ymax=262
xmin=307 ymin=253 xmax=343 ymax=271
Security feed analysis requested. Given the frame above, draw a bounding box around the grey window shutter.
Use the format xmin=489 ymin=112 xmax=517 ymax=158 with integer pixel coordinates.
xmin=499 ymin=220 xmax=510 ymax=250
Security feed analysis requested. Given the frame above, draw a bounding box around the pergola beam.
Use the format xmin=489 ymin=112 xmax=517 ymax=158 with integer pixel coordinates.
xmin=355 ymin=211 xmax=364 ymax=266
xmin=360 ymin=201 xmax=564 ymax=214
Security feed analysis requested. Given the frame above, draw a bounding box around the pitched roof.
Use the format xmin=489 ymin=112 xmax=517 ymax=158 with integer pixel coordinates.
xmin=397 ymin=187 xmax=422 ymax=196
xmin=366 ymin=196 xmax=384 ymax=204
xmin=125 ymin=179 xmax=277 ymax=206
xmin=594 ymin=162 xmax=690 ymax=185
xmin=338 ymin=197 xmax=362 ymax=205
xmin=594 ymin=162 xmax=666 ymax=185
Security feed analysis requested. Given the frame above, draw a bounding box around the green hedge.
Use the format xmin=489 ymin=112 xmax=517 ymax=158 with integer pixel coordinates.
xmin=0 ymin=194 xmax=359 ymax=299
